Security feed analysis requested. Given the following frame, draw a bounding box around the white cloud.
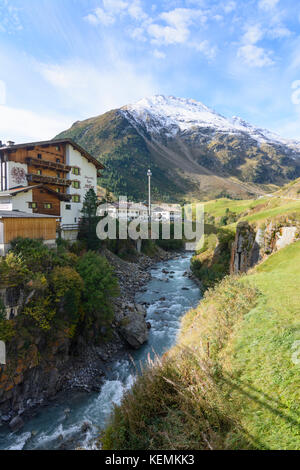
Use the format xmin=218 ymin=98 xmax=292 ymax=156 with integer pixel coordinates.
xmin=153 ymin=49 xmax=166 ymax=59
xmin=103 ymin=0 xmax=128 ymax=13
xmin=148 ymin=8 xmax=206 ymax=45
xmin=128 ymin=0 xmax=148 ymax=20
xmin=243 ymin=24 xmax=264 ymax=45
xmin=193 ymin=40 xmax=217 ymax=59
xmin=0 ymin=105 xmax=71 ymax=143
xmin=269 ymin=25 xmax=291 ymax=39
xmin=0 ymin=80 xmax=6 ymax=105
xmin=84 ymin=0 xmax=130 ymax=26
xmin=0 ymin=0 xmax=23 ymax=33
xmin=223 ymin=1 xmax=236 ymax=13
xmin=237 ymin=44 xmax=274 ymax=67
xmin=237 ymin=23 xmax=276 ymax=67
xmin=84 ymin=8 xmax=115 ymax=26
xmin=258 ymin=0 xmax=279 ymax=10
xmin=291 ymin=80 xmax=300 ymax=105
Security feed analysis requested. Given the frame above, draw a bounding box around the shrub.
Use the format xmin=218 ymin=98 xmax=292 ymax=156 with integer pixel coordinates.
xmin=10 ymin=238 xmax=58 ymax=273
xmin=23 ymin=296 xmax=56 ymax=331
xmin=0 ymin=252 xmax=30 ymax=286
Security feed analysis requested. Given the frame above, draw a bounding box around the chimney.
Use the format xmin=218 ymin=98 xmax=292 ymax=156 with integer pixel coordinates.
xmin=6 ymin=141 xmax=15 ymax=146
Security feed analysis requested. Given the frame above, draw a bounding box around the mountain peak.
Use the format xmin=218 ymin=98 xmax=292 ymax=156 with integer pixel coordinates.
xmin=121 ymin=94 xmax=300 ymax=151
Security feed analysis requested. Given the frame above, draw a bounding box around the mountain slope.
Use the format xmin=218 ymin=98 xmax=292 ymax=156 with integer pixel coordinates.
xmin=56 ymin=95 xmax=300 ymax=202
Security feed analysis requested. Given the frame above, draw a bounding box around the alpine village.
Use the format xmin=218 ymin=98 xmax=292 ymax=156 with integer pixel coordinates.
xmin=1 ymin=95 xmax=300 ymax=451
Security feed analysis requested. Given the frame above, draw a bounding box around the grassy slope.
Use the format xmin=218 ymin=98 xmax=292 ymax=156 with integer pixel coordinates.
xmin=224 ymin=242 xmax=300 ymax=449
xmin=203 ymin=196 xmax=300 ymax=222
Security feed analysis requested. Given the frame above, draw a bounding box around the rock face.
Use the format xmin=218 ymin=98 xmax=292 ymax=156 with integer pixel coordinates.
xmin=231 ymin=219 xmax=300 ymax=274
xmin=230 ymin=222 xmax=259 ymax=273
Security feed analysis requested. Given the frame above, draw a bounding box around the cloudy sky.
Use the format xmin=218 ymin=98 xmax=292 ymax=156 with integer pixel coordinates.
xmin=0 ymin=0 xmax=300 ymax=142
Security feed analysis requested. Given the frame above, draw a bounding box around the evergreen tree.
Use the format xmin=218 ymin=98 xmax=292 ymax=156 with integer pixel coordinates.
xmin=78 ymin=189 xmax=100 ymax=250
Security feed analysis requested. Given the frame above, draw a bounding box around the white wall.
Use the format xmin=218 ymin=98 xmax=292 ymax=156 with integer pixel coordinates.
xmin=61 ymin=144 xmax=97 ymax=226
xmin=0 ymin=192 xmax=33 ymax=213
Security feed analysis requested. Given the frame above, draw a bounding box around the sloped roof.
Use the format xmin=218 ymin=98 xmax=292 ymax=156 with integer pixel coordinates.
xmin=0 ymin=210 xmax=57 ymax=219
xmin=0 ymin=138 xmax=104 ymax=170
xmin=0 ymin=185 xmax=43 ymax=196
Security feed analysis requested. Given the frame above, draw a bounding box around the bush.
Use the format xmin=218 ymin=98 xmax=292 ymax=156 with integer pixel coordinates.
xmin=0 ymin=252 xmax=30 ymax=286
xmin=10 ymin=238 xmax=58 ymax=273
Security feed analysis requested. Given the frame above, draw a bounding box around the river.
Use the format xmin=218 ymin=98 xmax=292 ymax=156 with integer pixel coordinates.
xmin=0 ymin=253 xmax=201 ymax=450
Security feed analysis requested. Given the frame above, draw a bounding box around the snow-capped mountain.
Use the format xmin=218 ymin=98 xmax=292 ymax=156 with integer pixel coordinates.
xmin=57 ymin=94 xmax=300 ymax=202
xmin=122 ymin=95 xmax=300 ymax=152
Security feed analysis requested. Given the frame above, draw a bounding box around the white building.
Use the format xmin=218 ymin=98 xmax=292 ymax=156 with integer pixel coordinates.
xmin=0 ymin=139 xmax=104 ymax=240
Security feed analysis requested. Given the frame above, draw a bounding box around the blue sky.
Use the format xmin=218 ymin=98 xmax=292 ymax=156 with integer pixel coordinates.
xmin=0 ymin=0 xmax=300 ymax=142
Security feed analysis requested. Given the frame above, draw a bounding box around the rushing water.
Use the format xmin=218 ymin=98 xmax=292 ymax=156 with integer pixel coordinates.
xmin=0 ymin=254 xmax=201 ymax=450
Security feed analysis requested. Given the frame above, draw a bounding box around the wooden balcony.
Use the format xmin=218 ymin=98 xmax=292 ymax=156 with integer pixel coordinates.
xmin=26 ymin=157 xmax=71 ymax=173
xmin=27 ymin=174 xmax=72 ymax=186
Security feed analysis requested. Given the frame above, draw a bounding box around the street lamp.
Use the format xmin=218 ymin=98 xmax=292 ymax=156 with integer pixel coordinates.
xmin=147 ymin=168 xmax=152 ymax=221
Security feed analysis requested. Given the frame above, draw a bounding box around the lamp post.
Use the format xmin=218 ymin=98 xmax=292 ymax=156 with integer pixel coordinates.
xmin=147 ymin=168 xmax=152 ymax=221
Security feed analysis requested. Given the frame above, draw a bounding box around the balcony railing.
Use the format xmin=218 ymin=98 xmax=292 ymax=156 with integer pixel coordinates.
xmin=26 ymin=157 xmax=71 ymax=172
xmin=27 ymin=174 xmax=72 ymax=186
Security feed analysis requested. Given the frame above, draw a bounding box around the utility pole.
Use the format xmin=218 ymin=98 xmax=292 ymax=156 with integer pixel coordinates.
xmin=147 ymin=168 xmax=152 ymax=221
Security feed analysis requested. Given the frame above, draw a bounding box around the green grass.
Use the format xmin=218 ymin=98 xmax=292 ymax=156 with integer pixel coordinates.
xmin=203 ymin=197 xmax=267 ymax=218
xmin=239 ymin=200 xmax=300 ymax=225
xmin=224 ymin=242 xmax=300 ymax=449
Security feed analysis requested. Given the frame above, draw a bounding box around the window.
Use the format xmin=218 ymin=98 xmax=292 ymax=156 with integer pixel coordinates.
xmin=56 ymin=188 xmax=61 ymax=193
xmin=66 ymin=204 xmax=71 ymax=210
xmin=55 ymin=145 xmax=60 ymax=151
xmin=37 ymin=153 xmax=42 ymax=159
xmin=28 ymin=202 xmax=37 ymax=209
xmin=72 ymin=195 xmax=80 ymax=203
xmin=56 ymin=158 xmax=60 ymax=163
xmin=72 ymin=167 xmax=80 ymax=175
xmin=44 ymin=203 xmax=52 ymax=209
xmin=72 ymin=180 xmax=80 ymax=189
xmin=37 ymin=169 xmax=42 ymax=175
xmin=57 ymin=172 xmax=61 ymax=178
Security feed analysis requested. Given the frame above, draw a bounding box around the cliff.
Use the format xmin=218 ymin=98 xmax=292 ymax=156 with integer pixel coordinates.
xmin=230 ymin=218 xmax=300 ymax=274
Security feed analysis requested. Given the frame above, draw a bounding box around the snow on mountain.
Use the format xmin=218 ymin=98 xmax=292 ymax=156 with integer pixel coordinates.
xmin=122 ymin=95 xmax=300 ymax=152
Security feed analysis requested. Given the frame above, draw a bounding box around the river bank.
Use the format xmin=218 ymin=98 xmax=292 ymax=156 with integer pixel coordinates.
xmin=0 ymin=251 xmax=201 ymax=450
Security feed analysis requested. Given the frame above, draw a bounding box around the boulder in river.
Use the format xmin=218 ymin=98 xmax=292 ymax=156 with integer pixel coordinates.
xmin=9 ymin=416 xmax=24 ymax=432
xmin=118 ymin=305 xmax=149 ymax=349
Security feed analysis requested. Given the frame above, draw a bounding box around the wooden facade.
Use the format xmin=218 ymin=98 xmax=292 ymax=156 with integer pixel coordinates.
xmin=1 ymin=216 xmax=57 ymax=244
xmin=4 ymin=143 xmax=69 ymax=217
